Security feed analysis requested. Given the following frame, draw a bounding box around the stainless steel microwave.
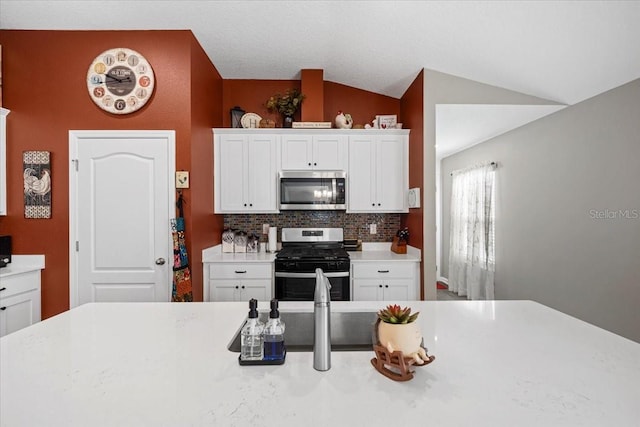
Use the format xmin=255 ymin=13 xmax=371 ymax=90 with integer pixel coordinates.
xmin=279 ymin=171 xmax=346 ymax=210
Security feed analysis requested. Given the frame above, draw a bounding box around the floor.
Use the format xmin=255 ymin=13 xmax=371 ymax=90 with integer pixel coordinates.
xmin=436 ymin=288 xmax=467 ymax=301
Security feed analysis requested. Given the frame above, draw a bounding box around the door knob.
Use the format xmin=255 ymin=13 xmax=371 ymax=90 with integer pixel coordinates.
xmin=155 ymin=258 xmax=166 ymax=265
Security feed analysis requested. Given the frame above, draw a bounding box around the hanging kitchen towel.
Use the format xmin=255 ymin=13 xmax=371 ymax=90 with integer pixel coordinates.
xmin=171 ymin=217 xmax=193 ymax=302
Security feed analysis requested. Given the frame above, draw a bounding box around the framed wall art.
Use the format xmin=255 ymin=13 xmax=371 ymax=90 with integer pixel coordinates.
xmin=23 ymin=151 xmax=52 ymax=218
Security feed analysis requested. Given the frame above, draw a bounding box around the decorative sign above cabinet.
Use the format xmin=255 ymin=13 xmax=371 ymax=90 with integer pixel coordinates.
xmin=86 ymin=48 xmax=155 ymax=115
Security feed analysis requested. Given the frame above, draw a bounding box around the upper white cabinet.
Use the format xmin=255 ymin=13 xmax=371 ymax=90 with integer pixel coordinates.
xmin=214 ymin=131 xmax=279 ymax=213
xmin=213 ymin=128 xmax=408 ymax=214
xmin=281 ymin=134 xmax=347 ymax=170
xmin=348 ymin=132 xmax=409 ymax=212
xmin=0 ymin=108 xmax=9 ymax=216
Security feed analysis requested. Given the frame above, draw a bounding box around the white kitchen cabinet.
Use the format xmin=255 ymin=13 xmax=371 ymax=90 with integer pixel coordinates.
xmin=0 ymin=108 xmax=9 ymax=216
xmin=281 ymin=134 xmax=347 ymax=170
xmin=206 ymin=262 xmax=272 ymax=302
xmin=214 ymin=132 xmax=278 ymax=213
xmin=0 ymin=263 xmax=43 ymax=337
xmin=351 ymin=262 xmax=418 ymax=301
xmin=348 ymin=132 xmax=408 ymax=212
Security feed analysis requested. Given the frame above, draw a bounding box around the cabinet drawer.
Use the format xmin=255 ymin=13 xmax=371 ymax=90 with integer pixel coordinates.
xmin=209 ymin=263 xmax=272 ymax=279
xmin=0 ymin=270 xmax=41 ymax=300
xmin=352 ymin=262 xmax=414 ymax=279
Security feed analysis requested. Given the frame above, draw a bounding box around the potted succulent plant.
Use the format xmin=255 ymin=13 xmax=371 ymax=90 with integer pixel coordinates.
xmin=265 ymin=88 xmax=305 ymax=128
xmin=376 ymin=304 xmax=431 ymax=365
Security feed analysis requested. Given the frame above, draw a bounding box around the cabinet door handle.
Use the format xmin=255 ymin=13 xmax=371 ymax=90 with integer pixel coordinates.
xmin=385 ymin=285 xmax=389 ymax=288
xmin=249 ymin=203 xmax=253 ymax=207
xmin=235 ymin=285 xmax=239 ymax=289
xmin=372 ymin=203 xmax=375 ymax=206
xmin=378 ymin=203 xmax=381 ymax=206
xmin=241 ymin=285 xmax=245 ymax=289
xmin=0 ymin=287 xmax=6 ymax=292
xmin=308 ymin=162 xmax=312 ymax=166
xmin=378 ymin=284 xmax=383 ymax=288
xmin=235 ymin=270 xmax=247 ymax=274
xmin=0 ymin=307 xmax=6 ymax=311
xmin=313 ymin=163 xmax=317 ymax=166
xmin=378 ymin=270 xmax=390 ymax=273
xmin=244 ymin=203 xmax=247 ymax=207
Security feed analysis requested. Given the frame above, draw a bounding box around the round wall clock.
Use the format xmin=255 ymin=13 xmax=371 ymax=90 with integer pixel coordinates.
xmin=86 ymin=48 xmax=155 ymax=115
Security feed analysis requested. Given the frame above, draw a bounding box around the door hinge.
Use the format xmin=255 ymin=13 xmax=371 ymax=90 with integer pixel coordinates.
xmin=76 ymin=241 xmax=79 ymax=252
xmin=72 ymin=159 xmax=79 ymax=171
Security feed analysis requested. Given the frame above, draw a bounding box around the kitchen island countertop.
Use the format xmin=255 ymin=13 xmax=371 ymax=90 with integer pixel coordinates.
xmin=1 ymin=300 xmax=638 ymax=426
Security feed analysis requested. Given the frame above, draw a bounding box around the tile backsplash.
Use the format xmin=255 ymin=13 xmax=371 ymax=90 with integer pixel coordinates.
xmin=223 ymin=212 xmax=401 ymax=242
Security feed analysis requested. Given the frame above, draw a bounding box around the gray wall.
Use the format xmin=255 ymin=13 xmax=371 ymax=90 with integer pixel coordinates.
xmin=441 ymin=79 xmax=640 ymax=342
xmin=422 ymin=69 xmax=559 ymax=299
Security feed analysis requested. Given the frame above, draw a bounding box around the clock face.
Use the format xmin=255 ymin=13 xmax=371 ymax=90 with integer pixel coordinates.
xmin=87 ymin=48 xmax=155 ymax=115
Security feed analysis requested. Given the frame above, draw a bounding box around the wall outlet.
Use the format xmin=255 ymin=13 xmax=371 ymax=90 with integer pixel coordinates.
xmin=262 ymin=224 xmax=270 ymax=235
xmin=369 ymin=223 xmax=377 ymax=234
xmin=176 ymin=171 xmax=189 ymax=189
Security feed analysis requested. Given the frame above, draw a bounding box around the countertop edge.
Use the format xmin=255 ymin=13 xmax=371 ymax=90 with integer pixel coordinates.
xmin=0 ymin=254 xmax=45 ymax=278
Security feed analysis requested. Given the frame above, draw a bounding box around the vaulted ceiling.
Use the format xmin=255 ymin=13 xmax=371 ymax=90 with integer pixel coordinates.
xmin=2 ymin=1 xmax=639 ymax=154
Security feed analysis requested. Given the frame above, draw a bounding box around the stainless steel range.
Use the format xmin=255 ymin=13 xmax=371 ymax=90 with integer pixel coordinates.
xmin=274 ymin=228 xmax=350 ymax=301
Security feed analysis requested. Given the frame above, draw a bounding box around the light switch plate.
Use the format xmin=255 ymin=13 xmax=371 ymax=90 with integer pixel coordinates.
xmin=408 ymin=188 xmax=420 ymax=208
xmin=176 ymin=171 xmax=190 ymax=189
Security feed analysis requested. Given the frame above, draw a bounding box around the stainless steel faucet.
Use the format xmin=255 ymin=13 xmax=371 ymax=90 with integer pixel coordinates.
xmin=313 ymin=268 xmax=331 ymax=371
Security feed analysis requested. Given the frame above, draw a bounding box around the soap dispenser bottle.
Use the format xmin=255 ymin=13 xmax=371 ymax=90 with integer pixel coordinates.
xmin=263 ymin=299 xmax=286 ymax=361
xmin=240 ymin=299 xmax=265 ymax=361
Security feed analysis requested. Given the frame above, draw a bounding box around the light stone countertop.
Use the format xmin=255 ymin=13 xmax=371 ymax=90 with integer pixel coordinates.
xmin=1 ymin=300 xmax=638 ymax=426
xmin=202 ymin=245 xmax=276 ymax=263
xmin=0 ymin=254 xmax=45 ymax=278
xmin=202 ymin=243 xmax=420 ymax=263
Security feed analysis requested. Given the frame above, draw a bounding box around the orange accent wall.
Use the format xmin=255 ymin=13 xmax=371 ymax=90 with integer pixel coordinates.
xmin=189 ymin=36 xmax=224 ymax=302
xmin=0 ymin=30 xmax=223 ymax=316
xmin=400 ymin=70 xmax=425 ymax=298
xmin=301 ymin=69 xmax=324 ymax=121
xmin=324 ymin=81 xmax=400 ymax=127
xmin=222 ymin=80 xmax=300 ymax=127
xmin=222 ymin=79 xmax=401 ymax=129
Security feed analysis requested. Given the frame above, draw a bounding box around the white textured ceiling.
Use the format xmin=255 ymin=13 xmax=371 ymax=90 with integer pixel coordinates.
xmin=1 ymin=1 xmax=639 ymax=156
xmin=436 ymin=104 xmax=567 ymax=159
xmin=2 ymin=1 xmax=639 ymax=105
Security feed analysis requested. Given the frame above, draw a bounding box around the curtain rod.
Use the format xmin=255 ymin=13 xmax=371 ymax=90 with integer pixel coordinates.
xmin=450 ymin=162 xmax=496 ymax=176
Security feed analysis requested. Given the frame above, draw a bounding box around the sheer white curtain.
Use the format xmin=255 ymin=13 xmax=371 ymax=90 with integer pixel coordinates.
xmin=448 ymin=163 xmax=496 ymax=300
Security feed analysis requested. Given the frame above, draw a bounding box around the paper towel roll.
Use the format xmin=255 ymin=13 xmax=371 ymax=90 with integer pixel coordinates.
xmin=268 ymin=227 xmax=277 ymax=252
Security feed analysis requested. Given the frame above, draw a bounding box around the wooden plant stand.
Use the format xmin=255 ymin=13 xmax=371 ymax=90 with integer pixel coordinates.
xmin=370 ymin=344 xmax=435 ymax=382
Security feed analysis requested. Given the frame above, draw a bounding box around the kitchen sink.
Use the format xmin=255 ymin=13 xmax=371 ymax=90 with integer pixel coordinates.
xmin=228 ymin=311 xmax=378 ymax=352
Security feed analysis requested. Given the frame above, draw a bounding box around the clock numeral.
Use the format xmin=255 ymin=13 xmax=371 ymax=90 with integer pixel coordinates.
xmin=139 ymin=75 xmax=151 ymax=88
xmin=114 ymin=99 xmax=127 ymax=111
xmin=127 ymin=55 xmax=139 ymax=67
xmin=103 ymin=54 xmax=115 ymax=66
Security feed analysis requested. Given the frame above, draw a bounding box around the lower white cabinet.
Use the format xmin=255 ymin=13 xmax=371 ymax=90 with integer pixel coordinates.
xmin=351 ymin=262 xmax=419 ymax=301
xmin=205 ymin=262 xmax=272 ymax=302
xmin=0 ymin=269 xmax=42 ymax=337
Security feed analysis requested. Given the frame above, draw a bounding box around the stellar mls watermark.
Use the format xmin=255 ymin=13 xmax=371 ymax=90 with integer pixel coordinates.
xmin=589 ymin=209 xmax=639 ymax=220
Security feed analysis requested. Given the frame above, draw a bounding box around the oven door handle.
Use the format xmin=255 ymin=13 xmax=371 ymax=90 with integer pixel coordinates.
xmin=275 ymin=271 xmax=350 ymax=278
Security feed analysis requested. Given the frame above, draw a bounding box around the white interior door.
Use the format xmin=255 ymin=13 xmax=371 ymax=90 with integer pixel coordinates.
xmin=69 ymin=131 xmax=175 ymax=307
